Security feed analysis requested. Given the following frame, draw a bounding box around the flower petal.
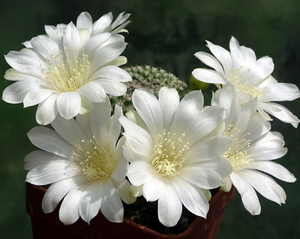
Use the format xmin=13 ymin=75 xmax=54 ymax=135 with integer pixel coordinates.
xmin=5 ymin=50 xmax=45 ymax=78
xmin=127 ymin=161 xmax=153 ymax=186
xmin=89 ymin=41 xmax=127 ymax=70
xmin=143 ymin=174 xmax=164 ymax=201
xmin=59 ymin=183 xmax=90 ymax=225
xmin=158 ymin=182 xmax=182 ymax=227
xmin=92 ymin=65 xmax=132 ymax=82
xmin=89 ymin=98 xmax=111 ymax=144
xmin=239 ymin=170 xmax=287 ymax=205
xmin=2 ymin=80 xmax=36 ymax=104
xmin=171 ymin=90 xmax=204 ymax=139
xmin=42 ymin=175 xmax=87 ymax=213
xmin=229 ymin=36 xmax=243 ymax=69
xmin=192 ymin=68 xmax=226 ymax=84
xmin=28 ymin=126 xmax=74 ymax=158
xmin=180 ymin=166 xmax=224 ymax=189
xmin=230 ymin=172 xmax=261 ymax=215
xmin=30 ymin=35 xmax=60 ymax=61
xmin=84 ymin=33 xmax=111 ymax=55
xmin=24 ymin=150 xmax=66 ymax=170
xmin=244 ymin=114 xmax=271 ymax=142
xmin=188 ymin=136 xmax=232 ymax=163
xmin=77 ymin=81 xmax=106 ymax=103
xmin=25 ymin=161 xmax=74 ymax=185
xmin=76 ymin=12 xmax=93 ymax=32
xmin=100 ymin=179 xmax=124 ymax=223
xmin=194 ymin=51 xmax=224 ymax=74
xmin=179 ymin=106 xmax=226 ymax=146
xmin=56 ymin=92 xmax=81 ymax=120
xmin=110 ymin=12 xmax=130 ymax=32
xmin=249 ymin=161 xmax=296 ymax=182
xmin=51 ymin=115 xmax=89 ymax=146
xmin=252 ymin=56 xmax=274 ymax=80
xmin=172 ymin=177 xmax=209 ymax=218
xmin=206 ymin=40 xmax=232 ymax=76
xmin=93 ymin=12 xmax=113 ymax=33
xmin=132 ymin=88 xmax=164 ymax=137
xmin=36 ymin=94 xmax=58 ymax=125
xmin=233 ymin=98 xmax=258 ymax=136
xmin=262 ymin=83 xmax=300 ymax=102
xmin=79 ymin=180 xmax=103 ymax=223
xmin=4 ymin=68 xmax=40 ymax=81
xmin=23 ymin=88 xmax=54 ymax=107
xmin=108 ymin=105 xmax=123 ymax=149
xmin=112 ymin=179 xmax=136 ymax=204
xmin=240 ymin=46 xmax=256 ymax=68
xmin=249 ymin=131 xmax=288 ymax=160
xmin=120 ymin=116 xmax=153 ymax=161
xmin=95 ymin=78 xmax=127 ymax=96
xmin=63 ymin=22 xmax=82 ymax=58
xmin=158 ymin=87 xmax=179 ymax=129
xmin=111 ymin=138 xmax=127 ymax=181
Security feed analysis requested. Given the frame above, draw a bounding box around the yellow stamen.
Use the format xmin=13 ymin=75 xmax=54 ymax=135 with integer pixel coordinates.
xmin=223 ymin=124 xmax=254 ymax=171
xmin=45 ymin=50 xmax=91 ymax=92
xmin=151 ymin=130 xmax=189 ymax=177
xmin=229 ymin=67 xmax=265 ymax=99
xmin=72 ymin=137 xmax=116 ymax=181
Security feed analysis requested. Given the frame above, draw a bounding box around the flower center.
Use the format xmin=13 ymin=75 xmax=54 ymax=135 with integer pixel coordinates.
xmin=45 ymin=50 xmax=91 ymax=92
xmin=229 ymin=67 xmax=265 ymax=99
xmin=223 ymin=125 xmax=254 ymax=171
xmin=151 ymin=130 xmax=189 ymax=177
xmin=72 ymin=138 xmax=116 ymax=181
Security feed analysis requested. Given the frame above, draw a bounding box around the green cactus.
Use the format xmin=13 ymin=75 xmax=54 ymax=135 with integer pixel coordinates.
xmin=110 ymin=65 xmax=189 ymax=113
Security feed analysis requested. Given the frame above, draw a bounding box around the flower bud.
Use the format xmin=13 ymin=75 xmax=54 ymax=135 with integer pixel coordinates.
xmin=189 ymin=74 xmax=209 ymax=91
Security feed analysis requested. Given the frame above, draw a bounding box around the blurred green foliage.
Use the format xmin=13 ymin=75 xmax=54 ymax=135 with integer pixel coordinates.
xmin=1 ymin=0 xmax=300 ymax=238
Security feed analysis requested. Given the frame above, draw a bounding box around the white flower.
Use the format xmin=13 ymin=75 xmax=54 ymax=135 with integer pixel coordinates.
xmin=120 ymin=87 xmax=232 ymax=227
xmin=3 ymin=14 xmax=132 ymax=125
xmin=192 ymin=36 xmax=300 ymax=128
xmin=212 ymin=83 xmax=296 ymax=215
xmin=45 ymin=11 xmax=130 ymax=41
xmin=24 ymin=98 xmax=135 ymax=224
xmin=76 ymin=11 xmax=131 ymax=35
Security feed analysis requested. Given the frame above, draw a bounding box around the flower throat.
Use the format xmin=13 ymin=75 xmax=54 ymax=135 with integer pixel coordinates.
xmin=151 ymin=130 xmax=189 ymax=177
xmin=72 ymin=137 xmax=116 ymax=181
xmin=223 ymin=125 xmax=254 ymax=171
xmin=46 ymin=50 xmax=91 ymax=92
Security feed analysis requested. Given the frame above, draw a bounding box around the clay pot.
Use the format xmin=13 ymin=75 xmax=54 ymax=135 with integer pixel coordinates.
xmin=26 ymin=183 xmax=234 ymax=239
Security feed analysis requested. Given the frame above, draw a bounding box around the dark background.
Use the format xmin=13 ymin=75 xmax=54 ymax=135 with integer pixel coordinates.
xmin=1 ymin=0 xmax=300 ymax=238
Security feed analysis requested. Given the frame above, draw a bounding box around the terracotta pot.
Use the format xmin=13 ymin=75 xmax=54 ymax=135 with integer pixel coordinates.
xmin=26 ymin=183 xmax=234 ymax=239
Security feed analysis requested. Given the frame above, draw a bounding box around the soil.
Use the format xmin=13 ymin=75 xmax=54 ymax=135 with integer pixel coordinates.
xmin=123 ymin=188 xmax=219 ymax=235
xmin=123 ymin=196 xmax=196 ymax=235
